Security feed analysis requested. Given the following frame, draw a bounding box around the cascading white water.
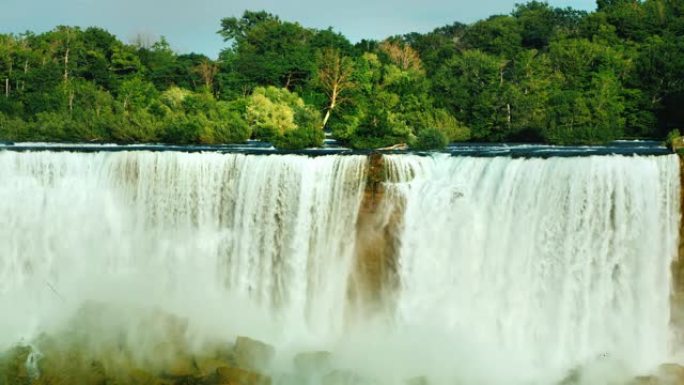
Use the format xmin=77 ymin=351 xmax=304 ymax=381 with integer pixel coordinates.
xmin=0 ymin=151 xmax=680 ymax=385
xmin=383 ymin=154 xmax=681 ymax=384
xmin=0 ymin=151 xmax=367 ymax=351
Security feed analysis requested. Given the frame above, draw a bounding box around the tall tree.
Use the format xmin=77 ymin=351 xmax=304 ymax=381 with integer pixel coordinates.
xmin=314 ymin=48 xmax=355 ymax=128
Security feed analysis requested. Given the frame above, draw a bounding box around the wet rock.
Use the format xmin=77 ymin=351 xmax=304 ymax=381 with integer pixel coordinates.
xmin=294 ymin=351 xmax=331 ymax=375
xmin=233 ymin=337 xmax=274 ymax=372
xmin=126 ymin=369 xmax=172 ymax=385
xmin=195 ymin=356 xmax=232 ymax=376
xmin=657 ymin=364 xmax=684 ymax=384
xmin=626 ymin=364 xmax=684 ymax=385
xmin=669 ymin=136 xmax=684 ymax=152
xmin=630 ymin=376 xmax=658 ymax=385
xmin=0 ymin=345 xmax=32 ymax=385
xmin=216 ymin=366 xmax=271 ymax=385
xmin=322 ymin=370 xmax=365 ymax=385
xmin=166 ymin=356 xmax=197 ymax=377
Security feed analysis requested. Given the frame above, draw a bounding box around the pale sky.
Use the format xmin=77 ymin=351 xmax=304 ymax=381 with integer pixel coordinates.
xmin=1 ymin=0 xmax=596 ymax=58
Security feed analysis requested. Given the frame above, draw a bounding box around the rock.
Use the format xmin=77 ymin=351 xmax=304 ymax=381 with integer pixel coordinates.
xmin=377 ymin=143 xmax=408 ymax=151
xmin=0 ymin=345 xmax=32 ymax=385
xmin=195 ymin=356 xmax=232 ymax=376
xmin=166 ymin=356 xmax=197 ymax=377
xmin=657 ymin=364 xmax=684 ymax=384
xmin=294 ymin=351 xmax=331 ymax=375
xmin=322 ymin=370 xmax=365 ymax=385
xmin=668 ymin=135 xmax=684 ymax=152
xmin=626 ymin=364 xmax=684 ymax=385
xmin=630 ymin=376 xmax=659 ymax=385
xmin=233 ymin=337 xmax=274 ymax=372
xmin=127 ymin=369 xmax=172 ymax=385
xmin=216 ymin=366 xmax=271 ymax=385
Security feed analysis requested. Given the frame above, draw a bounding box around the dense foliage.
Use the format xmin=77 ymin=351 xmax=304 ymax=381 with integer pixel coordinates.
xmin=0 ymin=1 xmax=682 ymax=149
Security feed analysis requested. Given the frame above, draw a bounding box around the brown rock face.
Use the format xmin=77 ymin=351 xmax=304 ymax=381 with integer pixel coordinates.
xmin=233 ymin=337 xmax=275 ymax=372
xmin=657 ymin=364 xmax=684 ymax=384
xmin=672 ymin=155 xmax=684 ymax=342
xmin=216 ymin=366 xmax=272 ymax=385
xmin=349 ymin=153 xmax=403 ymax=315
xmin=0 ymin=346 xmax=32 ymax=385
xmin=630 ymin=364 xmax=684 ymax=385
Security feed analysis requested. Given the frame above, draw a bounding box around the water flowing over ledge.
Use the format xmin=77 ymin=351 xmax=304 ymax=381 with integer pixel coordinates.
xmin=0 ymin=151 xmax=680 ymax=385
xmin=0 ymin=140 xmax=672 ymax=158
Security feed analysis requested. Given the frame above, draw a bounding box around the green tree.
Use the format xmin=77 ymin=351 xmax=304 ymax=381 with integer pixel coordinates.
xmin=462 ymin=15 xmax=522 ymax=57
xmin=219 ymin=11 xmax=315 ymax=91
xmin=433 ymin=50 xmax=509 ymax=140
xmin=246 ymin=86 xmax=323 ymax=148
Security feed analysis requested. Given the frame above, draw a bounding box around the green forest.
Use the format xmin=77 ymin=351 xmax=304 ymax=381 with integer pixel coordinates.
xmin=0 ymin=0 xmax=682 ymax=149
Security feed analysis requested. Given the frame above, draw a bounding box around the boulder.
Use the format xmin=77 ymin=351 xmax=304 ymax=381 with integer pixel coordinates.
xmin=216 ymin=366 xmax=271 ymax=385
xmin=233 ymin=337 xmax=274 ymax=372
xmin=0 ymin=345 xmax=32 ymax=385
xmin=294 ymin=351 xmax=331 ymax=375
xmin=126 ymin=369 xmax=172 ymax=385
xmin=195 ymin=356 xmax=232 ymax=376
xmin=626 ymin=364 xmax=684 ymax=385
xmin=631 ymin=376 xmax=659 ymax=385
xmin=322 ymin=370 xmax=364 ymax=385
xmin=166 ymin=356 xmax=197 ymax=377
xmin=657 ymin=364 xmax=684 ymax=384
xmin=668 ymin=135 xmax=684 ymax=152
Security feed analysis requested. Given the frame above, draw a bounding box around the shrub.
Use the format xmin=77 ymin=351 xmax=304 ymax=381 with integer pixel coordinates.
xmin=412 ymin=127 xmax=448 ymax=150
xmin=245 ymin=86 xmax=324 ymax=149
xmin=160 ymin=114 xmax=205 ymax=144
xmin=0 ymin=112 xmax=30 ymax=141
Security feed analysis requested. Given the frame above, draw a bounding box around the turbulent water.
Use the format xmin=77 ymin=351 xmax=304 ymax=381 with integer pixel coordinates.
xmin=0 ymin=151 xmax=680 ymax=384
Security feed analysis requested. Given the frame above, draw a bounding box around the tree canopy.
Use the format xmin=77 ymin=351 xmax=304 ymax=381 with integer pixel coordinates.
xmin=1 ymin=1 xmax=682 ymax=149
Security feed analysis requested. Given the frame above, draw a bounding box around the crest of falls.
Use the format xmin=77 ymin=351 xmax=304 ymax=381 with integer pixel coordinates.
xmin=0 ymin=151 xmax=680 ymax=385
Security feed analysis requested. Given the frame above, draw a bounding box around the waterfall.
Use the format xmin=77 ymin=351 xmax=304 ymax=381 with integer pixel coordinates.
xmin=384 ymin=154 xmax=680 ymax=384
xmin=0 ymin=151 xmax=680 ymax=384
xmin=0 ymin=151 xmax=367 ymax=349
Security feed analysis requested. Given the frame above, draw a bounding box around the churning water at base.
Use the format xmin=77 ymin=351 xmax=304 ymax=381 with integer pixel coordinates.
xmin=0 ymin=151 xmax=680 ymax=384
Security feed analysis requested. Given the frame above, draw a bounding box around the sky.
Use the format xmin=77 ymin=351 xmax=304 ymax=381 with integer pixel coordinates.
xmin=1 ymin=0 xmax=596 ymax=58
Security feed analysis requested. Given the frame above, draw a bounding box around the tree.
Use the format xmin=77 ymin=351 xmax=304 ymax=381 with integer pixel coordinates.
xmin=513 ymin=1 xmax=562 ymax=48
xmin=314 ymin=48 xmax=355 ymax=128
xmin=378 ymin=40 xmax=424 ymax=73
xmin=634 ymin=35 xmax=684 ymax=133
xmin=117 ymin=77 xmax=158 ymax=112
xmin=218 ymin=11 xmax=278 ymax=42
xmin=433 ymin=50 xmax=509 ymax=140
xmin=246 ymin=86 xmax=323 ymax=148
xmin=462 ymin=15 xmax=522 ymax=57
xmin=194 ymin=59 xmax=218 ymax=93
xmin=218 ymin=11 xmax=315 ymax=91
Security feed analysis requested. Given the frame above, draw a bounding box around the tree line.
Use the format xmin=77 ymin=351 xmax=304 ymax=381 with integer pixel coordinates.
xmin=0 ymin=0 xmax=682 ymax=149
